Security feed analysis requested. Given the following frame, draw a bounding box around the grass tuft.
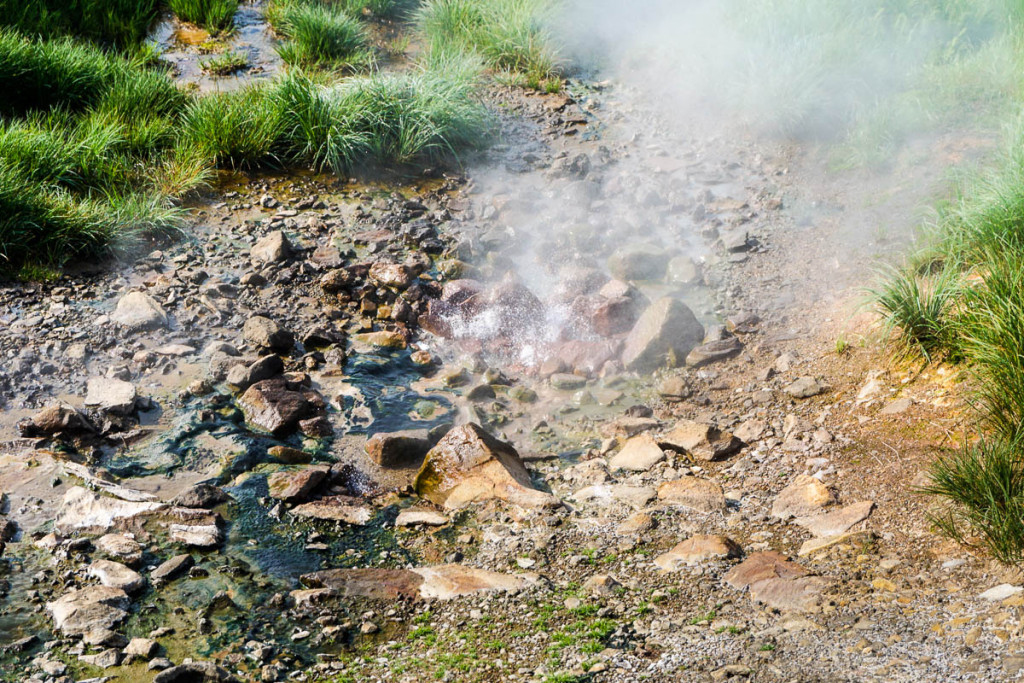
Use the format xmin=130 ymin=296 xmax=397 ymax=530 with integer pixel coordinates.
xmin=869 ymin=264 xmax=962 ymax=361
xmin=169 ymin=0 xmax=239 ymax=33
xmin=271 ymin=1 xmax=371 ymax=69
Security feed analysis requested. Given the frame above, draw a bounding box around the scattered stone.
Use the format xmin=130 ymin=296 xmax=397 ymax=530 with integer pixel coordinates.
xmin=20 ymin=403 xmax=95 ymax=437
xmin=251 ymin=230 xmax=292 ymax=264
xmin=725 ymin=551 xmax=828 ymax=613
xmin=55 ymin=487 xmax=164 ymax=535
xmin=609 ymin=433 xmax=666 ymax=471
xmin=84 ymin=378 xmax=138 ymax=415
xmin=616 ymin=512 xmax=656 ymax=535
xmin=771 ymin=475 xmax=835 ymax=520
xmin=302 ymin=564 xmax=532 ymax=601
xmin=795 ymin=501 xmax=874 ymax=538
xmin=46 ymin=586 xmax=130 ymax=636
xmin=607 ymin=247 xmax=669 ymax=281
xmin=365 ymin=430 xmax=433 ymax=469
xmin=171 ymin=483 xmax=232 ymax=509
xmin=395 ymin=509 xmax=450 ymax=526
xmin=798 ymin=530 xmax=874 ymax=557
xmin=291 ymin=496 xmax=373 ymax=525
xmin=657 ymin=477 xmax=727 ymax=513
xmin=369 ymin=262 xmax=414 ymax=289
xmin=226 ymin=355 xmax=284 ymax=391
xmin=583 ymin=574 xmax=620 ymax=596
xmin=151 ymin=554 xmax=194 ymax=582
xmin=110 ymin=291 xmax=169 ymax=331
xmin=686 ymin=337 xmax=743 ymax=368
xmin=572 ymin=485 xmax=656 ymax=509
xmin=414 ymin=423 xmax=560 ymax=510
xmin=169 ymin=523 xmax=222 ymax=548
xmin=123 ymin=637 xmax=159 ymax=659
xmin=659 ymin=419 xmax=742 ymax=461
xmin=784 ymin=377 xmax=825 ymax=399
xmin=879 ymin=398 xmax=914 ymax=415
xmin=550 ymin=373 xmax=587 ymax=390
xmin=243 ymin=316 xmax=294 ymax=352
xmin=153 ymin=662 xmax=238 ymax=683
xmin=79 ymin=648 xmax=122 ymax=669
xmin=980 ymin=584 xmax=1023 ymax=601
xmin=238 ymin=378 xmax=324 ymax=435
xmin=621 ymin=297 xmax=705 ymax=373
xmin=88 ymin=559 xmax=146 ymax=595
xmin=659 ymin=375 xmax=692 ymax=401
xmin=655 ymin=535 xmax=743 ymax=570
xmin=267 ymin=468 xmax=328 ymax=502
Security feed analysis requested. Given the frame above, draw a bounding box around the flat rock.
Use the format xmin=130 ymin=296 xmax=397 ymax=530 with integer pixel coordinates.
xmin=250 ymin=230 xmax=292 ymax=264
xmin=749 ymin=575 xmax=831 ymax=613
xmin=414 ymin=423 xmax=560 ymax=510
xmin=980 ymin=584 xmax=1023 ymax=601
xmin=151 ymin=554 xmax=194 ymax=581
xmin=795 ymin=501 xmax=874 ymax=538
xmin=84 ymin=377 xmax=138 ymax=415
xmin=725 ymin=551 xmax=810 ymax=589
xmin=657 ymin=477 xmax=727 ymax=513
xmin=621 ymin=297 xmax=705 ymax=373
xmin=616 ymin=512 xmax=656 ymax=535
xmin=655 ymin=535 xmax=742 ymax=570
xmin=685 ymin=336 xmax=743 ymax=368
xmin=267 ymin=467 xmax=328 ymax=502
xmin=110 ymin=291 xmax=168 ymax=331
xmin=784 ymin=377 xmax=825 ymax=399
xmin=124 ymin=637 xmax=159 ymax=659
xmin=572 ymin=485 xmax=656 ymax=509
xmin=395 ymin=509 xmax=450 ymax=526
xmin=79 ymin=648 xmax=122 ymax=668
xmin=291 ymin=496 xmax=373 ymax=525
xmin=95 ymin=534 xmax=142 ymax=566
xmin=171 ymin=483 xmax=232 ymax=509
xmin=879 ymin=397 xmax=914 ymax=415
xmin=238 ymin=378 xmax=323 ymax=435
xmin=46 ymin=586 xmax=130 ymax=636
xmin=771 ymin=475 xmax=834 ymax=520
xmin=609 ymin=433 xmax=666 ymax=471
xmin=302 ymin=564 xmax=532 ymax=601
xmin=169 ymin=523 xmax=222 ymax=548
xmin=365 ymin=430 xmax=433 ymax=469
xmin=798 ymin=530 xmax=874 ymax=557
xmin=659 ymin=419 xmax=742 ymax=461
xmin=88 ymin=559 xmax=146 ymax=594
xmin=55 ymin=487 xmax=165 ymax=535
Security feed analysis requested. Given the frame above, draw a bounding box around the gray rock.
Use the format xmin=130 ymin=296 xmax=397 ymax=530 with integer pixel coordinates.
xmin=225 ymin=354 xmax=284 ymax=391
xmin=84 ymin=377 xmax=137 ymax=415
xmin=124 ymin=637 xmax=159 ymax=659
xmin=46 ymin=586 xmax=130 ymax=636
xmin=20 ymin=403 xmax=95 ymax=437
xmin=686 ymin=336 xmax=743 ymax=368
xmin=171 ymin=484 xmax=232 ymax=509
xmin=151 ymin=554 xmax=194 ymax=581
xmin=242 ymin=316 xmax=293 ymax=353
xmin=110 ymin=291 xmax=169 ymax=331
xmin=365 ymin=430 xmax=433 ymax=469
xmin=607 ymin=247 xmax=670 ymax=281
xmin=154 ymin=662 xmax=238 ymax=683
xmin=621 ymin=298 xmax=705 ymax=373
xmin=88 ymin=559 xmax=146 ymax=594
xmin=784 ymin=377 xmax=825 ymax=399
xmin=251 ymin=230 xmax=292 ymax=264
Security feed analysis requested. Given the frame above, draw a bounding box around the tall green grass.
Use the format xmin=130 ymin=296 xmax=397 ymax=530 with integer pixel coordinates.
xmin=0 ymin=0 xmax=159 ymax=47
xmin=269 ymin=1 xmax=371 ymax=68
xmin=414 ymin=0 xmax=559 ymax=85
xmin=168 ymin=0 xmax=239 ymax=33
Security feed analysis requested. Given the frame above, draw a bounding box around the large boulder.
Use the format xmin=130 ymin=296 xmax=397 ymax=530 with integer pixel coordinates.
xmin=621 ymin=298 xmax=704 ymax=372
xmin=110 ymin=291 xmax=168 ymax=331
xmin=413 ymin=424 xmax=559 ymax=510
xmin=46 ymin=586 xmax=130 ymax=636
xmin=55 ymin=487 xmax=165 ymax=535
xmin=154 ymin=662 xmax=238 ymax=683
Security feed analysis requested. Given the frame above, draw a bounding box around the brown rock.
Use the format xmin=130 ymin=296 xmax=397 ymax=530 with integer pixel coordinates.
xmin=20 ymin=403 xmax=95 ymax=437
xmin=657 ymin=477 xmax=727 ymax=513
xmin=238 ymin=379 xmax=322 ymax=435
xmin=369 ymin=262 xmax=414 ymax=289
xmin=46 ymin=586 xmax=130 ymax=636
xmin=724 ymin=551 xmax=810 ymax=590
xmin=243 ymin=316 xmax=293 ymax=352
xmin=621 ymin=297 xmax=705 ymax=372
xmin=685 ymin=336 xmax=743 ymax=368
xmin=795 ymin=501 xmax=875 ymax=538
xmin=302 ymin=565 xmax=529 ymax=601
xmin=608 ymin=434 xmax=666 ymax=472
xmin=655 ymin=535 xmax=742 ymax=570
xmin=250 ymin=230 xmax=291 ymax=264
xmin=291 ymin=496 xmax=372 ymax=524
xmin=365 ymin=430 xmax=434 ymax=469
xmin=659 ymin=419 xmax=742 ymax=461
xmin=413 ymin=423 xmax=560 ymax=510
xmin=267 ymin=467 xmax=328 ymax=502
xmin=771 ymin=475 xmax=834 ymax=520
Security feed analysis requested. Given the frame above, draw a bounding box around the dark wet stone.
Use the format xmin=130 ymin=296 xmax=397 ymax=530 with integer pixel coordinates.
xmin=151 ymin=554 xmax=194 ymax=582
xmin=238 ymin=379 xmax=323 ymax=435
xmin=365 ymin=430 xmax=433 ymax=469
xmin=242 ymin=316 xmax=294 ymax=353
xmin=226 ymin=355 xmax=283 ymax=391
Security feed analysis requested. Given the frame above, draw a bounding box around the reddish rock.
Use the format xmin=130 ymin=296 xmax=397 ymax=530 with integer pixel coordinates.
xmin=365 ymin=430 xmax=434 ymax=469
xmin=237 ymin=379 xmax=324 ymax=435
xmin=267 ymin=468 xmax=328 ymax=502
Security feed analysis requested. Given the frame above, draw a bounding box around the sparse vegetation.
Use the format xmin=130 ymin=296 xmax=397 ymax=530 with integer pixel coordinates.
xmin=200 ymin=50 xmax=248 ymax=75
xmin=168 ymin=0 xmax=239 ymax=33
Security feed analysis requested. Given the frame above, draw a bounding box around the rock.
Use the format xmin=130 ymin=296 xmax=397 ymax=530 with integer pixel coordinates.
xmin=20 ymin=403 xmax=95 ymax=437
xmin=980 ymin=584 xmax=1023 ymax=601
xmin=616 ymin=512 xmax=656 ymax=535
xmin=238 ymin=378 xmax=323 ymax=435
xmin=784 ymin=377 xmax=825 ymax=399
xmin=795 ymin=501 xmax=874 ymax=538
xmin=291 ymin=496 xmax=373 ymax=525
xmin=96 ymin=534 xmax=143 ymax=566
xmin=654 ymin=535 xmax=743 ymax=570
xmin=608 ymin=434 xmax=666 ymax=471
xmin=300 ymin=324 xmax=345 ymax=348
xmin=169 ymin=523 xmax=222 ymax=548
xmin=171 ymin=483 xmax=232 ymax=509
xmin=686 ymin=337 xmax=743 ymax=368
xmin=46 ymin=586 xmax=130 ymax=636
xmin=353 ymin=330 xmax=408 ymax=349
xmin=550 ymin=373 xmax=587 ymax=390
xmin=88 ymin=559 xmax=146 ymax=595
xmin=225 ymin=355 xmax=284 ymax=391
xmin=771 ymin=475 xmax=834 ymax=520
xmin=621 ymin=298 xmax=705 ymax=372
xmin=369 ymin=262 xmax=414 ymax=289
xmin=268 ymin=445 xmax=312 ymax=464
xmin=658 ymin=376 xmax=692 ymax=402
xmin=154 ymin=662 xmax=238 ymax=683
xmin=413 ymin=423 xmax=560 ymax=510
xmin=124 ymin=637 xmax=158 ymax=659
xmin=657 ymin=477 xmax=727 ymax=513
xmin=79 ymin=648 xmax=122 ymax=668
xmin=798 ymin=530 xmax=874 ymax=557
xmin=733 ymin=419 xmax=767 ymax=443
xmin=151 ymin=554 xmax=194 ymax=581
xmin=583 ymin=574 xmax=620 ymax=596
xmin=659 ymin=419 xmax=742 ymax=461
xmin=0 ymin=517 xmax=14 ymax=543
xmin=365 ymin=430 xmax=433 ymax=469
xmin=302 ymin=565 xmax=533 ymax=601
xmin=84 ymin=377 xmax=138 ymax=415
xmin=879 ymin=398 xmax=914 ymax=415
xmin=725 ymin=552 xmax=828 ymax=613
xmin=589 ymin=296 xmax=641 ymax=336
xmin=607 ymin=247 xmax=670 ymax=281
xmin=395 ymin=509 xmax=450 ymax=526
xmin=267 ymin=467 xmax=328 ymax=502
xmin=666 ymin=255 xmax=701 ymax=285
xmin=573 ymin=484 xmax=656 ymax=509
xmin=250 ymin=230 xmax=292 ymax=264
xmin=111 ymin=291 xmax=169 ymax=331
xmin=55 ymin=486 xmax=164 ymax=535
xmin=243 ymin=316 xmax=294 ymax=352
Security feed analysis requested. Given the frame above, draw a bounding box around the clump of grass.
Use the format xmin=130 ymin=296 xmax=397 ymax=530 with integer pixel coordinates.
xmin=869 ymin=264 xmax=963 ymax=361
xmin=169 ymin=0 xmax=239 ymax=33
xmin=414 ymin=0 xmax=559 ymax=86
xmin=0 ymin=0 xmax=159 ymax=47
xmin=922 ymin=437 xmax=1024 ymax=566
xmin=201 ymin=50 xmax=249 ymax=75
xmin=178 ymin=87 xmax=282 ymax=168
xmin=270 ymin=1 xmax=371 ymax=69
